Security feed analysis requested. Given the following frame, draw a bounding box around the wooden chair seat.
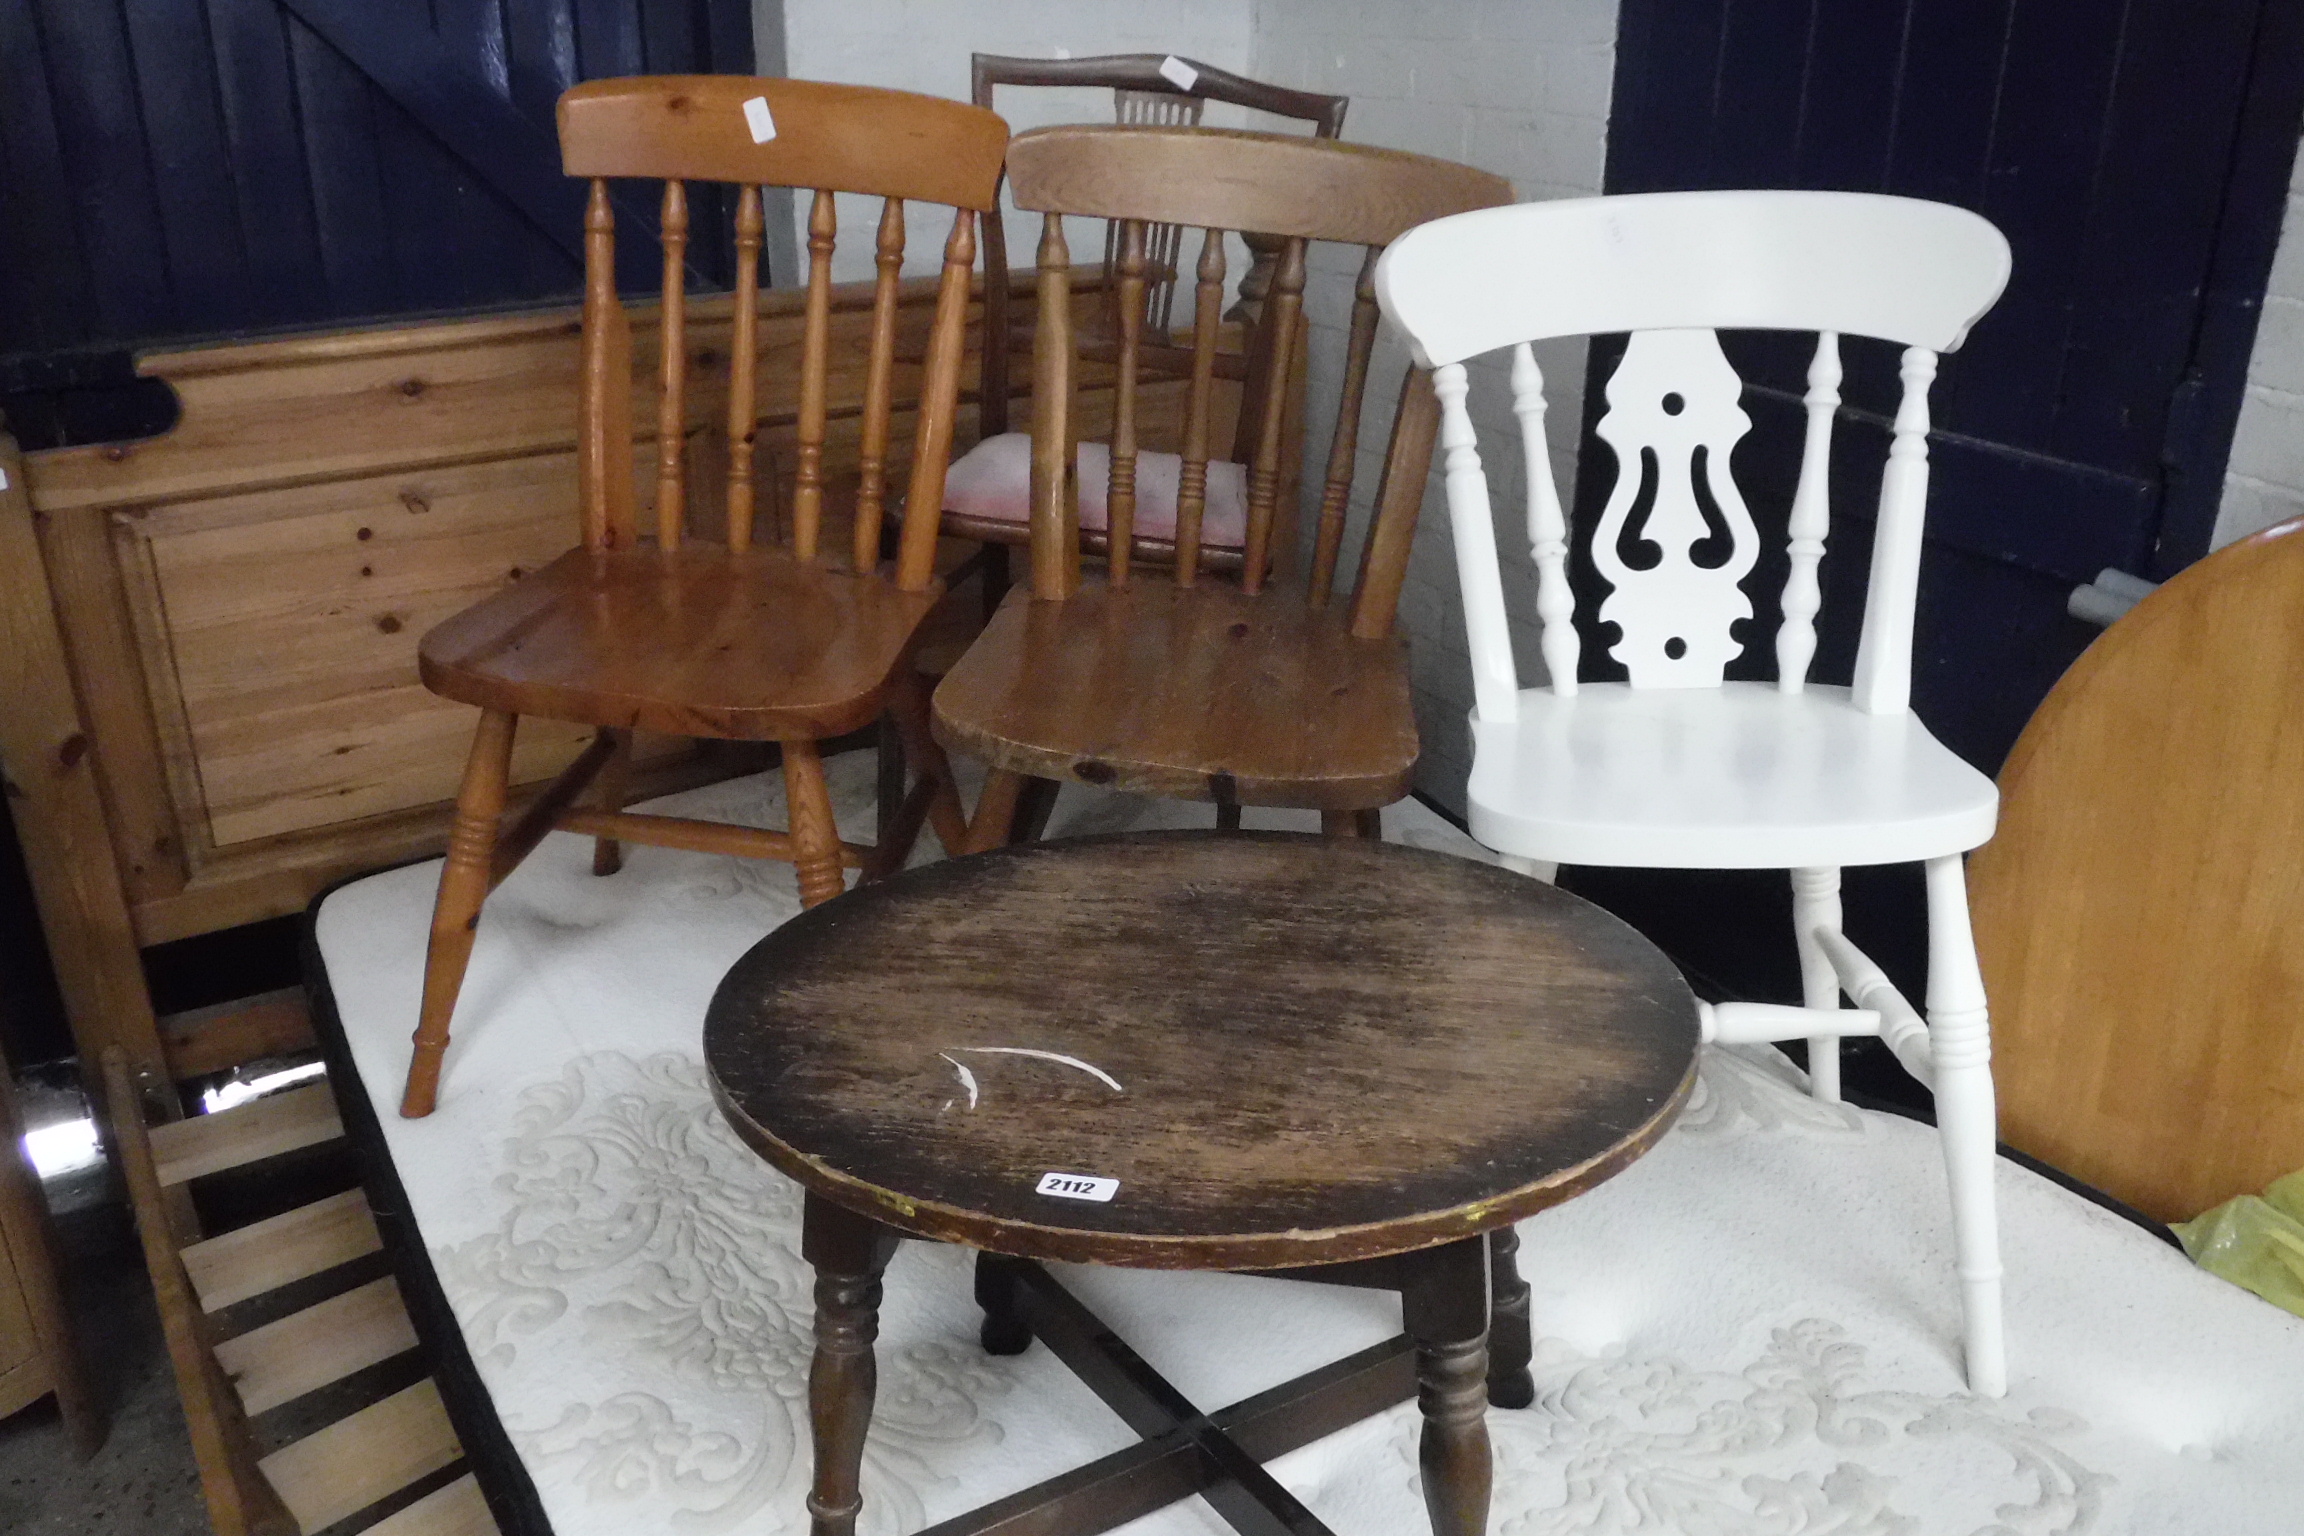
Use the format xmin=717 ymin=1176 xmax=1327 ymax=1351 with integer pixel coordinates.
xmin=934 ymin=580 xmax=1416 ymax=809
xmin=1465 ymin=682 xmax=1999 ymax=870
xmin=418 ymin=545 xmax=939 ymax=742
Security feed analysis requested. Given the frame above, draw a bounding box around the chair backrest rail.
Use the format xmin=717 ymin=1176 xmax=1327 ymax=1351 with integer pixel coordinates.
xmin=851 ymin=198 xmax=906 ymax=573
xmin=1003 ymin=124 xmax=1509 ymax=612
xmin=1308 ymin=248 xmax=1383 ymax=605
xmin=1176 ymin=226 xmax=1227 ymax=587
xmin=1240 ymin=237 xmax=1307 ymax=595
xmin=1511 ymin=343 xmax=1579 ymax=696
xmin=1850 ymin=346 xmax=1938 ymax=715
xmin=1345 ymin=368 xmax=1442 ymax=640
xmin=971 ymin=54 xmax=1348 ymax=442
xmin=1030 ymin=212 xmax=1081 ymax=601
xmin=1107 ymin=220 xmax=1145 ymax=584
xmin=895 ymin=206 xmax=979 ymax=593
xmin=578 ymin=180 xmax=634 ymax=551
xmin=1376 ymin=192 xmax=2008 ymax=711
xmin=1777 ymin=330 xmax=1842 ymax=692
xmin=791 ymin=188 xmax=836 ymax=560
xmin=655 ymin=180 xmax=689 ymax=546
xmin=724 ymin=183 xmax=763 ymax=553
xmin=560 ymin=77 xmax=1000 ymax=590
xmin=1434 ymin=362 xmax=1523 ymax=719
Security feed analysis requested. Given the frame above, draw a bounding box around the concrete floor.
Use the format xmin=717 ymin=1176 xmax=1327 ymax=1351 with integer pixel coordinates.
xmin=0 ymin=1202 xmax=207 ymax=1536
xmin=2 ymin=1060 xmax=362 ymax=1536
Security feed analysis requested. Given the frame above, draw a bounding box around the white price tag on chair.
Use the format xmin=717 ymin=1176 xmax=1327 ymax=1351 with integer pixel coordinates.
xmin=1158 ymin=56 xmax=1198 ymax=92
xmin=742 ymin=96 xmax=777 ymax=143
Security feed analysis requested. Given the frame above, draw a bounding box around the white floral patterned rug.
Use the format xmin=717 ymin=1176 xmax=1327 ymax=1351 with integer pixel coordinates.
xmin=313 ymin=760 xmax=2304 ymax=1536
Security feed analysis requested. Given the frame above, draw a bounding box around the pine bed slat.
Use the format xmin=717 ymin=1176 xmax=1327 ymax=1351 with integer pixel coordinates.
xmin=215 ymin=1275 xmax=417 ymax=1415
xmin=259 ymin=1377 xmax=461 ymax=1534
xmin=149 ymin=1082 xmax=342 ymax=1186
xmin=363 ymin=1474 xmax=496 ymax=1536
xmin=182 ymin=1187 xmax=380 ymax=1311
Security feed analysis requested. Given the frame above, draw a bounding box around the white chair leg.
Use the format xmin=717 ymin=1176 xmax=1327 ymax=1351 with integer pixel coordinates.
xmin=1499 ymin=853 xmax=1559 ymax=884
xmin=1924 ymin=854 xmax=2006 ymax=1397
xmin=1791 ymin=866 xmax=1843 ymax=1102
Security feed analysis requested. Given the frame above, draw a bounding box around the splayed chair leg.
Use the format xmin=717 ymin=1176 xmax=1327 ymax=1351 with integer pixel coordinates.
xmin=404 ymin=708 xmax=516 ymax=1118
xmin=589 ymin=727 xmax=633 ymax=875
xmin=1792 ymin=866 xmax=1844 ymax=1101
xmin=1925 ymin=854 xmax=2006 ymax=1397
xmin=783 ymin=739 xmax=848 ymax=909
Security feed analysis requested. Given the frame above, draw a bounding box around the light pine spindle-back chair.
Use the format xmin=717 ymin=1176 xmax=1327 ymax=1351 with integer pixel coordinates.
xmin=933 ymin=126 xmax=1513 ymax=846
xmin=1375 ymin=190 xmax=2015 ymax=1394
xmin=947 ymin=59 xmax=1349 ymax=589
xmin=400 ymin=77 xmax=1007 ymax=1118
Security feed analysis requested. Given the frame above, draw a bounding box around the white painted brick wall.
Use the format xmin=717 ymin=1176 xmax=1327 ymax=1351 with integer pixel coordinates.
xmin=1249 ymin=0 xmax=1620 ymax=813
xmin=773 ymin=1 xmax=1253 ymax=282
xmin=2216 ymin=138 xmax=2304 ymax=548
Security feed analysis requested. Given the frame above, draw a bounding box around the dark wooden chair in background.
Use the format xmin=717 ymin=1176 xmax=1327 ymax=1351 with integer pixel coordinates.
xmin=946 ymin=56 xmax=1349 ymax=591
xmin=399 ymin=77 xmax=1007 ymax=1117
xmin=933 ymin=126 xmax=1513 ymax=846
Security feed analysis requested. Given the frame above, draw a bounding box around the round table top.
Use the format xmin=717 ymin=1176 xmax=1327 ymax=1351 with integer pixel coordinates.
xmin=705 ymin=832 xmax=1700 ymax=1269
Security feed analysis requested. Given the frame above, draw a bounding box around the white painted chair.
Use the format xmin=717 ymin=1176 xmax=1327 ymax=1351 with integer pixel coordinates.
xmin=1374 ymin=191 xmax=2014 ymax=1396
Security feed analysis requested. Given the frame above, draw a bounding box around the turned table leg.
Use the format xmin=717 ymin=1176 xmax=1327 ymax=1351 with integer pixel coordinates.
xmin=974 ymin=1251 xmax=1033 ymax=1356
xmin=801 ymin=1195 xmax=901 ymax=1536
xmin=1486 ymin=1227 xmax=1535 ymax=1408
xmin=1403 ymin=1237 xmax=1493 ymax=1536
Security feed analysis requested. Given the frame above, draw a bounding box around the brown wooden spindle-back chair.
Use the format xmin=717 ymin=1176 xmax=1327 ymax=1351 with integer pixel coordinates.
xmin=932 ymin=126 xmax=1513 ymax=845
xmin=945 ymin=57 xmax=1349 ymax=589
xmin=400 ymin=77 xmax=1007 ymax=1118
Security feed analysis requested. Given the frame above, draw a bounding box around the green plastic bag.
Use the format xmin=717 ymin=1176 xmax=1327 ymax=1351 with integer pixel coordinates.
xmin=2175 ymin=1168 xmax=2304 ymax=1320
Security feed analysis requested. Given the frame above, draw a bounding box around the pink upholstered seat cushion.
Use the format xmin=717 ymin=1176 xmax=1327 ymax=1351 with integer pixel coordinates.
xmin=941 ymin=432 xmax=1249 ymax=548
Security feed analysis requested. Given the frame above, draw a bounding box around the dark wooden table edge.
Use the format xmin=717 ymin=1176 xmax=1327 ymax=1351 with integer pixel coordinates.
xmin=709 ymin=1049 xmax=1700 ymax=1269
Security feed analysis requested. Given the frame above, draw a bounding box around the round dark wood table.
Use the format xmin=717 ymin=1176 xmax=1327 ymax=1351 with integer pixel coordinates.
xmin=705 ymin=831 xmax=1699 ymax=1536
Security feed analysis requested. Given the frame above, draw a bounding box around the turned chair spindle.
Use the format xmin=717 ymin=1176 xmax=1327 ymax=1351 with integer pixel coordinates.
xmin=655 ymin=180 xmax=689 ymax=545
xmin=851 ymin=197 xmax=907 ymax=575
xmin=1175 ymin=226 xmax=1228 ymax=586
xmin=1776 ymin=332 xmax=1841 ymax=691
xmin=727 ymin=184 xmax=764 ymax=553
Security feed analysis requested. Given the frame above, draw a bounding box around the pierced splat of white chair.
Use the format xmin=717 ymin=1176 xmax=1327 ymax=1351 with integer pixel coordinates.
xmin=1374 ymin=191 xmax=2014 ymax=1396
